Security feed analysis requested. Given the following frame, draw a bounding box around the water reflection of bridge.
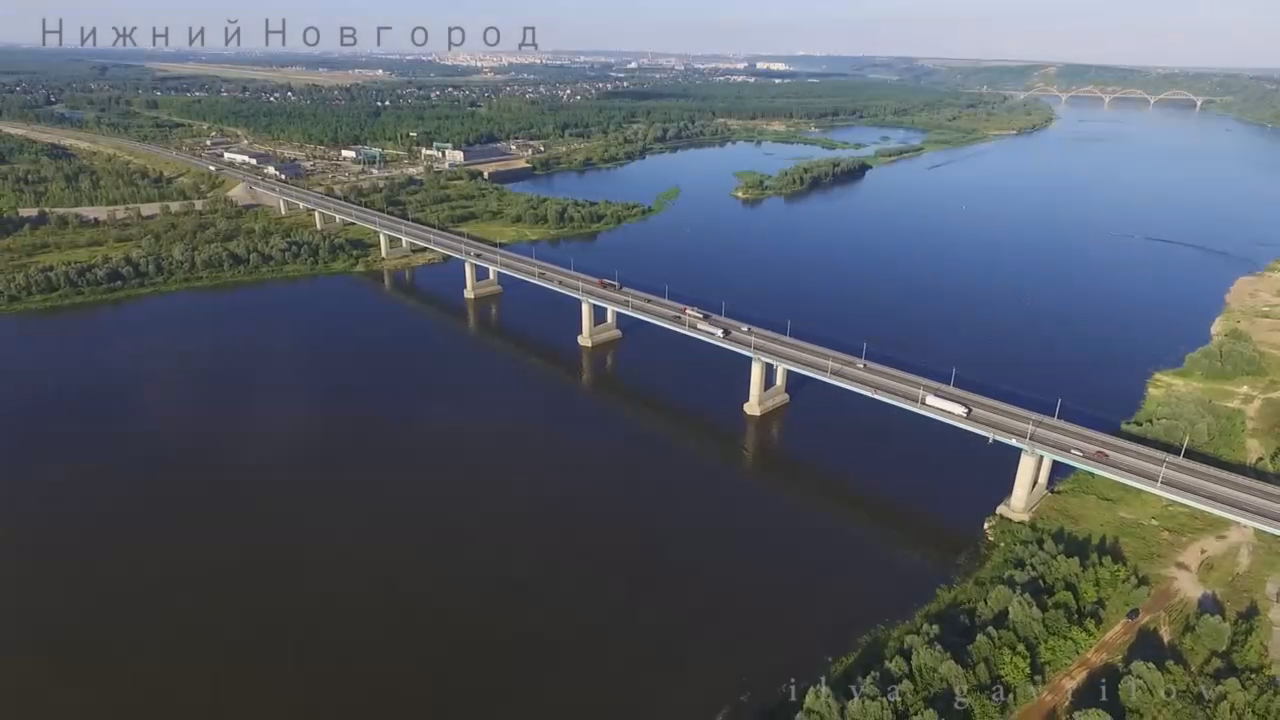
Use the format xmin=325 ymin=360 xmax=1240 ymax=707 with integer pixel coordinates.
xmin=972 ymin=86 xmax=1227 ymax=110
xmin=369 ymin=267 xmax=976 ymax=570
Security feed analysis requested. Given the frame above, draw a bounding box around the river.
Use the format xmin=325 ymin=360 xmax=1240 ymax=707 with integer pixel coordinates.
xmin=1 ymin=103 xmax=1278 ymax=719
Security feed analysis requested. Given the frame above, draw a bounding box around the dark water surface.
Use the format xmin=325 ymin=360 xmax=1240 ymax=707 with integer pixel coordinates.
xmin=2 ymin=105 xmax=1278 ymax=719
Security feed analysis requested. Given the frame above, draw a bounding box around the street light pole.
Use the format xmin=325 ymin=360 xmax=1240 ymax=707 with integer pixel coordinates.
xmin=1180 ymin=433 xmax=1190 ymax=459
xmin=786 ymin=320 xmax=791 ymax=337
xmin=664 ymin=284 xmax=669 ymax=301
xmin=721 ymin=300 xmax=726 ymax=317
xmin=950 ymin=367 xmax=956 ymax=387
xmin=861 ymin=342 xmax=867 ymax=362
xmin=1054 ymin=398 xmax=1062 ymax=420
xmin=1158 ymin=457 xmax=1168 ymax=486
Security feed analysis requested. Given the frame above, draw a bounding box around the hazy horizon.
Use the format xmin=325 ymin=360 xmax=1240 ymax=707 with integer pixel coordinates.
xmin=9 ymin=0 xmax=1279 ymax=70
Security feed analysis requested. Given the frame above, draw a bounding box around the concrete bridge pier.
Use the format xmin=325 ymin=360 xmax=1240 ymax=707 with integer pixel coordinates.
xmin=278 ymin=198 xmax=291 ymax=215
xmin=379 ymin=232 xmax=410 ymax=259
xmin=743 ymin=357 xmax=789 ymax=416
xmin=997 ymin=450 xmax=1052 ymax=522
xmin=578 ymin=299 xmax=622 ymax=347
xmin=463 ymin=260 xmax=502 ymax=299
xmin=314 ymin=209 xmax=326 ymax=230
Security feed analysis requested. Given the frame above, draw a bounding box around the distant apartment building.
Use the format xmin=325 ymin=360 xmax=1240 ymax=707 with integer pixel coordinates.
xmin=754 ymin=62 xmax=791 ymax=71
xmin=222 ymin=150 xmax=273 ymax=166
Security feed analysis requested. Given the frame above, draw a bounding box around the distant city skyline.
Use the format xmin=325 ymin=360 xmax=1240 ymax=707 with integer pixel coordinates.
xmin=11 ymin=0 xmax=1280 ymax=70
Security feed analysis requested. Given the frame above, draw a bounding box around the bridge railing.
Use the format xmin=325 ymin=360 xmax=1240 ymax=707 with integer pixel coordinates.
xmin=532 ymin=253 xmax=1132 ymax=435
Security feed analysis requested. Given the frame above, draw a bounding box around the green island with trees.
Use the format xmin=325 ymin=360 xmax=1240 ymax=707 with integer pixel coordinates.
xmin=731 ymin=158 xmax=872 ymax=199
xmin=782 ymin=260 xmax=1280 ymax=719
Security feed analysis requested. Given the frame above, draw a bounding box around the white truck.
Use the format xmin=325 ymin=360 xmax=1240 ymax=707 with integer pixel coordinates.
xmin=924 ymin=394 xmax=970 ymax=418
xmin=682 ymin=307 xmax=709 ymax=320
xmin=695 ymin=322 xmax=728 ymax=339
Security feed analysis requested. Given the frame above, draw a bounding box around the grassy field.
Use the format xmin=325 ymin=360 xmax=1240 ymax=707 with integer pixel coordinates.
xmin=145 ymin=63 xmax=382 ymax=85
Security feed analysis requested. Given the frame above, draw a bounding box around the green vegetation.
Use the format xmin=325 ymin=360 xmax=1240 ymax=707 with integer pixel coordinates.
xmin=1179 ymin=327 xmax=1270 ymax=380
xmin=1068 ymin=607 xmax=1280 ymax=718
xmin=0 ymin=199 xmax=391 ymax=311
xmin=1123 ymin=391 xmax=1250 ymax=464
xmin=652 ymin=185 xmax=681 ymax=212
xmin=786 ymin=523 xmax=1147 ymax=719
xmin=0 ymin=133 xmax=214 ymax=210
xmin=337 ymin=170 xmax=660 ymax=243
xmin=731 ymin=157 xmax=871 ymax=199
xmin=127 ymin=81 xmax=1052 ymax=153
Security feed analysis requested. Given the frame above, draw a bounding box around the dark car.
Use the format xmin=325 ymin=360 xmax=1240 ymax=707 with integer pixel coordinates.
xmin=1093 ymin=450 xmax=1110 ymax=460
xmin=1126 ymin=608 xmax=1140 ymax=622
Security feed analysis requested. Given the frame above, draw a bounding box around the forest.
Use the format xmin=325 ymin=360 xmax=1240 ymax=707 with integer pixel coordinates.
xmin=336 ymin=170 xmax=657 ymax=241
xmin=732 ymin=157 xmax=872 ymax=198
xmin=0 ymin=133 xmax=212 ymax=209
xmin=784 ymin=522 xmax=1148 ymax=719
xmin=0 ymin=78 xmax=1052 ymax=151
xmin=0 ymin=198 xmax=375 ymax=309
xmin=1067 ymin=607 xmax=1280 ymax=718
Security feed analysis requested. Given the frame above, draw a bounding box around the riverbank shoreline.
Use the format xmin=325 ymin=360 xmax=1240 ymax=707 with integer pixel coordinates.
xmin=776 ymin=258 xmax=1280 ymax=718
xmin=0 ymin=251 xmax=447 ymax=315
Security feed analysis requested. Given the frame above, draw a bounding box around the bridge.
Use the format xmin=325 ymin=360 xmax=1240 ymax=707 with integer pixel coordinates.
xmin=118 ymin=138 xmax=1280 ymax=536
xmin=974 ymin=86 xmax=1228 ymax=110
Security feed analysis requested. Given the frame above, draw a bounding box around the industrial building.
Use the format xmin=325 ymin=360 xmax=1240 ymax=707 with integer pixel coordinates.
xmin=340 ymin=146 xmax=384 ymax=163
xmin=263 ymin=162 xmax=305 ymax=179
xmin=222 ymin=150 xmax=273 ymax=166
xmin=444 ymin=143 xmax=511 ymax=164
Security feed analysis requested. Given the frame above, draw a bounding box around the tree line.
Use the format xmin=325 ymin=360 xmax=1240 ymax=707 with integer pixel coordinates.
xmin=0 ymin=199 xmax=373 ymax=308
xmin=336 ymin=170 xmax=652 ymax=234
xmin=0 ymin=134 xmax=211 ymax=210
xmin=0 ymin=79 xmax=1053 ymax=151
xmin=732 ymin=157 xmax=872 ymax=198
xmin=787 ymin=523 xmax=1148 ymax=719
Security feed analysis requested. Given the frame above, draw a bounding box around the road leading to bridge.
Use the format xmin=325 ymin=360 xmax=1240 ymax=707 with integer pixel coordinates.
xmin=122 ymin=138 xmax=1280 ymax=536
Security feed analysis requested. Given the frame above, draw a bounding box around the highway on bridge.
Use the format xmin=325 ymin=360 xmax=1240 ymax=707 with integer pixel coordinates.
xmin=126 ymin=138 xmax=1280 ymax=536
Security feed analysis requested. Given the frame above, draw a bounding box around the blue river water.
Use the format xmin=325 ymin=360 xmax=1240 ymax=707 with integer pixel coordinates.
xmin=1 ymin=103 xmax=1278 ymax=719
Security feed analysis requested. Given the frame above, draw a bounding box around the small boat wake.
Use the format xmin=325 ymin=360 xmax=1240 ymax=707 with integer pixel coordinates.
xmin=1107 ymin=231 xmax=1258 ymax=265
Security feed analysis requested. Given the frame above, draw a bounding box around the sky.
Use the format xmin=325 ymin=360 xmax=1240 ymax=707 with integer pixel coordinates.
xmin=8 ymin=0 xmax=1280 ymax=69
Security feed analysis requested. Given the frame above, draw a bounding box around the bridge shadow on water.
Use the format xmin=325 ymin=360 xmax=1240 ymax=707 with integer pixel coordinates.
xmin=362 ymin=268 xmax=979 ymax=572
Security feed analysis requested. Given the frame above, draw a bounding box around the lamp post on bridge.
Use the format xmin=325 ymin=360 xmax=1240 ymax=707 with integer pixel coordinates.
xmin=950 ymin=367 xmax=956 ymax=387
xmin=1180 ymin=433 xmax=1190 ymax=459
xmin=1054 ymin=398 xmax=1062 ymax=420
xmin=1158 ymin=457 xmax=1169 ymax=487
xmin=786 ymin=320 xmax=791 ymax=338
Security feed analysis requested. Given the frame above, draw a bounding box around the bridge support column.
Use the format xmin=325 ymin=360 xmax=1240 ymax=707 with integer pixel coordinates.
xmin=996 ymin=450 xmax=1047 ymax=523
xmin=743 ymin=356 xmax=789 ymax=417
xmin=577 ymin=299 xmax=622 ymax=347
xmin=314 ymin=209 xmax=326 ymax=230
xmin=463 ymin=260 xmax=502 ymax=299
xmin=278 ymin=198 xmax=290 ymax=215
xmin=379 ymin=232 xmax=409 ymax=259
xmin=1033 ymin=455 xmax=1053 ymax=498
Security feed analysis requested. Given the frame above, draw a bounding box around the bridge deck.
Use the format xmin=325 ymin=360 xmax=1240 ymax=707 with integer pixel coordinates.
xmin=135 ymin=141 xmax=1280 ymax=536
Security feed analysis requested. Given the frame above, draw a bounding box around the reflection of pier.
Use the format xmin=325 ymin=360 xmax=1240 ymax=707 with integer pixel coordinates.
xmin=367 ymin=270 xmax=975 ymax=569
xmin=968 ymin=86 xmax=1227 ymax=110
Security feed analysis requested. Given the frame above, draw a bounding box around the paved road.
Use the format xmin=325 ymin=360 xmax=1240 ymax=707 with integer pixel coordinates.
xmin=130 ymin=140 xmax=1280 ymax=535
